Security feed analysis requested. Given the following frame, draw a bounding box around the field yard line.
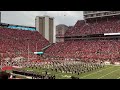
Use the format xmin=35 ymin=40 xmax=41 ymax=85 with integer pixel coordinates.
xmin=98 ymin=68 xmax=120 ymax=79
xmin=11 ymin=73 xmax=32 ymax=79
xmin=80 ymin=66 xmax=115 ymax=78
xmin=117 ymin=76 xmax=120 ymax=79
xmin=116 ymin=74 xmax=120 ymax=79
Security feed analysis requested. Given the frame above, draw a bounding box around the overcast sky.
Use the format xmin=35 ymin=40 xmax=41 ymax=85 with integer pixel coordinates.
xmin=1 ymin=11 xmax=84 ymax=27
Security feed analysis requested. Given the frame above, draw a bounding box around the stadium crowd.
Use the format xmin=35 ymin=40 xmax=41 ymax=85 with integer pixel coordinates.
xmin=44 ymin=39 xmax=120 ymax=64
xmin=1 ymin=15 xmax=120 ymax=79
xmin=0 ymin=27 xmax=49 ymax=60
xmin=65 ymin=17 xmax=120 ymax=36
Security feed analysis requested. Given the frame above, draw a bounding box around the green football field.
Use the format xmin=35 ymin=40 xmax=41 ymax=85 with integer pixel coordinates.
xmin=18 ymin=65 xmax=120 ymax=79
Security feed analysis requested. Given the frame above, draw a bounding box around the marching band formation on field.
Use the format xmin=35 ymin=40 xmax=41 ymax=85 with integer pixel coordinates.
xmin=8 ymin=58 xmax=104 ymax=79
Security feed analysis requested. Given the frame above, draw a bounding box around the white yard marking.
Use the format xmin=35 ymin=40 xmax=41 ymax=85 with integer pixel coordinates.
xmin=98 ymin=68 xmax=120 ymax=79
xmin=11 ymin=73 xmax=32 ymax=79
xmin=117 ymin=76 xmax=120 ymax=79
xmin=116 ymin=72 xmax=120 ymax=79
xmin=61 ymin=75 xmax=71 ymax=78
xmin=80 ymin=66 xmax=115 ymax=78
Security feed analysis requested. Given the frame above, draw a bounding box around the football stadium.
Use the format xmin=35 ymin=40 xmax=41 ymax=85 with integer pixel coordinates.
xmin=1 ymin=11 xmax=120 ymax=79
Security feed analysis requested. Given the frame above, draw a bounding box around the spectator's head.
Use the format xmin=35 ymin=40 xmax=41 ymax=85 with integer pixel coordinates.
xmin=0 ymin=71 xmax=10 ymax=79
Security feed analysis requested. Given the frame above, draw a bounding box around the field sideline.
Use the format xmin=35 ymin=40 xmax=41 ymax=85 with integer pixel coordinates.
xmin=13 ymin=65 xmax=120 ymax=79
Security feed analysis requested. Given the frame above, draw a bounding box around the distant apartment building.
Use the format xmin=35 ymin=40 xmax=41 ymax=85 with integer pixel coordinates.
xmin=56 ymin=24 xmax=69 ymax=42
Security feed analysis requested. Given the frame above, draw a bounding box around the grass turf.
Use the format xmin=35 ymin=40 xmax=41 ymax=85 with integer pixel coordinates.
xmin=10 ymin=65 xmax=120 ymax=79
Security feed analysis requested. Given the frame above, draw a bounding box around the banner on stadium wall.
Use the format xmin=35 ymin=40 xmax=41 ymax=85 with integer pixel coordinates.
xmin=34 ymin=52 xmax=44 ymax=55
xmin=1 ymin=66 xmax=13 ymax=71
xmin=104 ymin=33 xmax=120 ymax=36
xmin=7 ymin=25 xmax=36 ymax=31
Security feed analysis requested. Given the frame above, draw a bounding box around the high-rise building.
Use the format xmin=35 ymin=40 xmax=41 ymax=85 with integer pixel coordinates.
xmin=35 ymin=15 xmax=55 ymax=43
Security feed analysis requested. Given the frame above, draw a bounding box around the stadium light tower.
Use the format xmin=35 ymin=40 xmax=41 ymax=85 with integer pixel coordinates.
xmin=0 ymin=53 xmax=3 ymax=70
xmin=27 ymin=39 xmax=30 ymax=61
xmin=28 ymin=43 xmax=29 ymax=61
xmin=0 ymin=11 xmax=1 ymax=23
xmin=36 ymin=42 xmax=38 ymax=59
